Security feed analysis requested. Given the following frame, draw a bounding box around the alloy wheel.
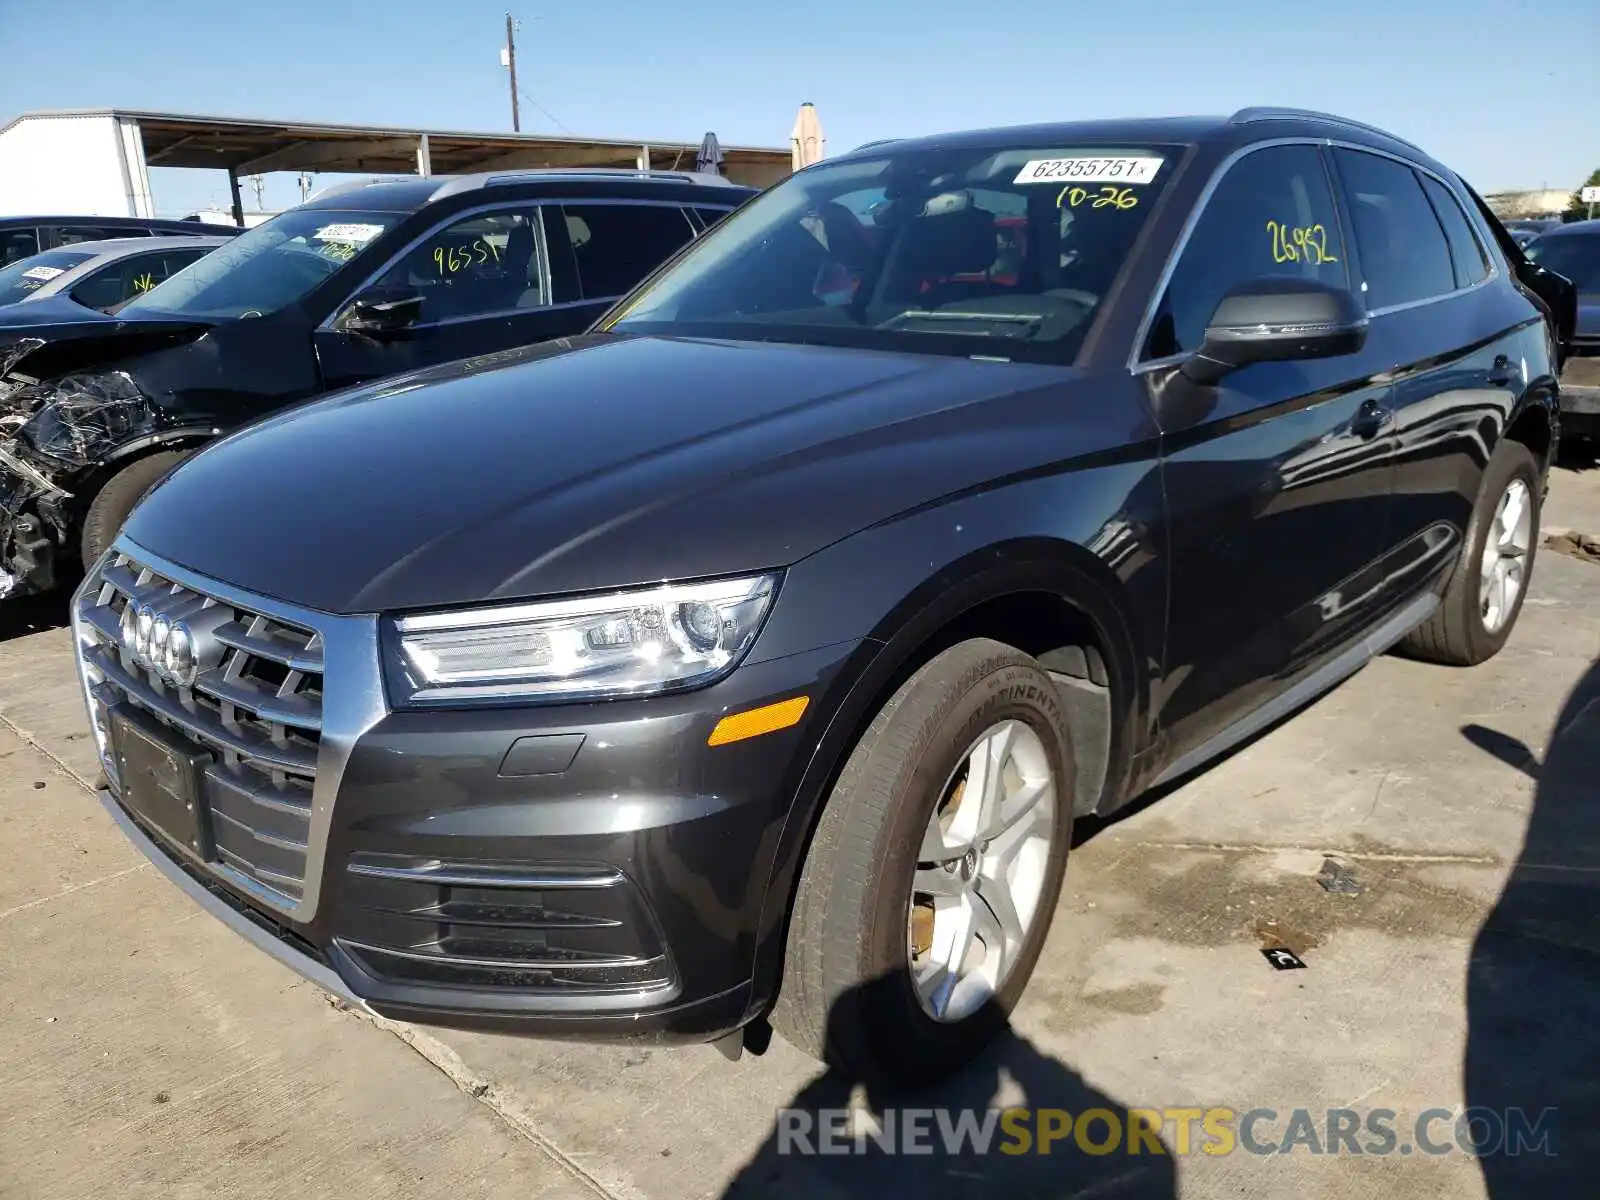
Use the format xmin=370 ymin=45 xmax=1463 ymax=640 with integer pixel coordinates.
xmin=1480 ymin=478 xmax=1533 ymax=634
xmin=908 ymin=719 xmax=1055 ymax=1023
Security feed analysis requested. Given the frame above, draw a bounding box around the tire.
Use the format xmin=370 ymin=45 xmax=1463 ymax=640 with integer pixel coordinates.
xmin=79 ymin=450 xmax=192 ymax=571
xmin=770 ymin=637 xmax=1076 ymax=1083
xmin=1398 ymin=439 xmax=1540 ymax=666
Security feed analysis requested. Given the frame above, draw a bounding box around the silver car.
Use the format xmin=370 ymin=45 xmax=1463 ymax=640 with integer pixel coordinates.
xmin=0 ymin=235 xmax=230 ymax=312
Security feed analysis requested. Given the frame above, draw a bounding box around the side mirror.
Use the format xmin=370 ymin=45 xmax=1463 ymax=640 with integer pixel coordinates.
xmin=342 ymin=290 xmax=425 ymax=337
xmin=1180 ymin=277 xmax=1367 ymax=386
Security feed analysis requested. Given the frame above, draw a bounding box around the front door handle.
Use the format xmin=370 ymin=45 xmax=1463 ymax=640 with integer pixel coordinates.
xmin=1487 ymin=354 xmax=1519 ymax=387
xmin=1351 ymin=399 xmax=1390 ymax=439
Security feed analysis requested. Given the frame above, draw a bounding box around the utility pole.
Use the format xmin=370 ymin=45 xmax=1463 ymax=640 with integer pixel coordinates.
xmin=505 ymin=13 xmax=521 ymax=133
xmin=298 ymin=173 xmax=313 ymax=203
xmin=249 ymin=174 xmax=265 ymax=211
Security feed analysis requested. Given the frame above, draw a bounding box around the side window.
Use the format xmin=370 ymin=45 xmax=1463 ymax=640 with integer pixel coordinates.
xmin=74 ymin=247 xmax=212 ymax=310
xmin=68 ymin=261 xmax=134 ymax=310
xmin=1331 ymin=149 xmax=1456 ymax=311
xmin=49 ymin=225 xmax=137 ymax=247
xmin=0 ymin=229 xmax=40 ymax=267
xmin=1417 ymin=173 xmax=1490 ymax=289
xmin=159 ymin=246 xmax=213 ymax=279
xmin=546 ymin=203 xmax=696 ymax=303
xmin=364 ymin=208 xmax=545 ymax=324
xmin=1147 ymin=144 xmax=1348 ymax=359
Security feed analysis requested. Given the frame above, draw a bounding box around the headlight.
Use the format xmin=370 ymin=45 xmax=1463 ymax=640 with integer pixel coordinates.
xmin=388 ymin=573 xmax=780 ymax=705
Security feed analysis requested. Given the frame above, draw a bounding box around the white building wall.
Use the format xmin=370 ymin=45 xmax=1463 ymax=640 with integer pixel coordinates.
xmin=0 ymin=114 xmax=148 ymax=217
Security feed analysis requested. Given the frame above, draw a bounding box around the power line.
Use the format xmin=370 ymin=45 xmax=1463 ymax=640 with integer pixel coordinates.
xmin=517 ymin=88 xmax=574 ymax=135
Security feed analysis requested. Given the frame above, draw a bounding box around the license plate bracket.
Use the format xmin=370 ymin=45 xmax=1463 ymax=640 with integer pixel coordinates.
xmin=108 ymin=703 xmax=215 ymax=861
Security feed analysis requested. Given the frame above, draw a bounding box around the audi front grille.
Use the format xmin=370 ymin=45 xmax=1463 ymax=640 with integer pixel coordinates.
xmin=73 ymin=550 xmax=325 ymax=911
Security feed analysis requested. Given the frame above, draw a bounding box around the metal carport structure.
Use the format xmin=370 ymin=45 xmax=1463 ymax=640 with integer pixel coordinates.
xmin=0 ymin=108 xmax=793 ymax=224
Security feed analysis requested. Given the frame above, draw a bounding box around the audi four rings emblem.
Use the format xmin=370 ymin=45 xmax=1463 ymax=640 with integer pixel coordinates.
xmin=119 ymin=594 xmax=223 ymax=687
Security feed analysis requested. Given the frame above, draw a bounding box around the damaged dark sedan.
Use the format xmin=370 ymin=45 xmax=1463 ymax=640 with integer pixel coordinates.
xmin=0 ymin=168 xmax=752 ymax=600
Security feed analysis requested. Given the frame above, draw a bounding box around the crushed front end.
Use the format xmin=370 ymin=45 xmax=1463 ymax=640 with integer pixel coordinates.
xmin=0 ymin=370 xmax=166 ymax=600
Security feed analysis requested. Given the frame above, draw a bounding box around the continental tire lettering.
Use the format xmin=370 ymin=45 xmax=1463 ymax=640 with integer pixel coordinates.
xmin=1000 ymin=682 xmax=1050 ymax=705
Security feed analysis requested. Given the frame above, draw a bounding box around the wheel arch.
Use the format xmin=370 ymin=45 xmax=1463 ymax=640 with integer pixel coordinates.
xmin=98 ymin=426 xmax=218 ymax=471
xmin=745 ymin=536 xmax=1152 ymax=1021
xmin=1502 ymin=391 xmax=1557 ymax=475
xmin=72 ymin=427 xmax=215 ymax=513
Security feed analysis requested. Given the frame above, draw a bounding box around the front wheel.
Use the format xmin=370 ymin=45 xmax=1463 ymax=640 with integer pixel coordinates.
xmin=79 ymin=450 xmax=193 ymax=571
xmin=1399 ymin=439 xmax=1540 ymax=666
xmin=771 ymin=638 xmax=1076 ymax=1083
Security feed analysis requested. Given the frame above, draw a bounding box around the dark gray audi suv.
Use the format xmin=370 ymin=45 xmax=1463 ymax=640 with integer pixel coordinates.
xmin=72 ymin=107 xmax=1570 ymax=1081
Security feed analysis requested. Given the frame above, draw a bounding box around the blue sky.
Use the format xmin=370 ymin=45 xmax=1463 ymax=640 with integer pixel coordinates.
xmin=1 ymin=0 xmax=1594 ymax=217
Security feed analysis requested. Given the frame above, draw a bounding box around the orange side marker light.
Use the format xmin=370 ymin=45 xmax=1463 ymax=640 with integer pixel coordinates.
xmin=707 ymin=696 xmax=810 ymax=747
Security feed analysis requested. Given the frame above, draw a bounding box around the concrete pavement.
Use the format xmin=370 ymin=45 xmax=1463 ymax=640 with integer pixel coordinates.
xmin=1 ymin=465 xmax=1596 ymax=1199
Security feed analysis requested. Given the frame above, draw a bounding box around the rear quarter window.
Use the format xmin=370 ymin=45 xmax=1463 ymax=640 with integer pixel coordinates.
xmin=1417 ymin=174 xmax=1490 ymax=288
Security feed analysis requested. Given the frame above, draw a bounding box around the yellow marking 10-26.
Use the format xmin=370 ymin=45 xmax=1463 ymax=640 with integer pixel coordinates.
xmin=1266 ymin=221 xmax=1338 ymax=265
xmin=1057 ymin=185 xmax=1139 ymax=211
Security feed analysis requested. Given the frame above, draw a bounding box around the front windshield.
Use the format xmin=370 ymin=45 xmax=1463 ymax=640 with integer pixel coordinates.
xmin=604 ymin=143 xmax=1180 ymax=362
xmin=119 ymin=208 xmax=400 ymax=319
xmin=0 ymin=249 xmax=95 ymax=306
xmin=1525 ymin=232 xmax=1600 ymax=291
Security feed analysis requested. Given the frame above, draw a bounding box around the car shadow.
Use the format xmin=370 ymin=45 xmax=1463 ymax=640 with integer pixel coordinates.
xmin=0 ymin=588 xmax=70 ymax=644
xmin=1461 ymin=657 xmax=1600 ymax=1196
xmin=721 ymin=974 xmax=1178 ymax=1199
xmin=1554 ymin=440 xmax=1597 ymax=472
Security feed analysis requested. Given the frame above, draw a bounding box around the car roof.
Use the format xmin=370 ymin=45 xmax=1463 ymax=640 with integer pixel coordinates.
xmin=40 ymin=235 xmax=231 ymax=257
xmin=297 ymin=169 xmax=757 ymax=214
xmin=1532 ymin=218 xmax=1600 ymax=240
xmin=0 ymin=214 xmax=234 ymax=230
xmin=839 ymin=115 xmax=1232 ymax=158
xmin=833 ymin=107 xmax=1435 ymax=169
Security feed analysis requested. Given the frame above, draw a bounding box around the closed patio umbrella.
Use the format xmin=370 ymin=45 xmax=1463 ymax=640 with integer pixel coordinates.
xmin=696 ymin=132 xmax=724 ymax=176
xmin=791 ymin=102 xmax=825 ymax=170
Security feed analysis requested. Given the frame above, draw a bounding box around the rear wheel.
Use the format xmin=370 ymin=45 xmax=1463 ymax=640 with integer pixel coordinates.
xmin=771 ymin=637 xmax=1076 ymax=1083
xmin=79 ymin=450 xmax=192 ymax=570
xmin=1399 ymin=439 xmax=1540 ymax=666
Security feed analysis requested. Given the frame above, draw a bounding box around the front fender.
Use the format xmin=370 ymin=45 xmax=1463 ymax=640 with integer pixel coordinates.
xmin=739 ymin=455 xmax=1166 ymax=1019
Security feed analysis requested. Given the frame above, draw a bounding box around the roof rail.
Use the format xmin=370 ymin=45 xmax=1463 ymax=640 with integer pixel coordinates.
xmin=306 ymin=176 xmax=413 ymax=201
xmin=1228 ymin=107 xmax=1424 ymax=153
xmin=428 ymin=167 xmax=746 ymax=202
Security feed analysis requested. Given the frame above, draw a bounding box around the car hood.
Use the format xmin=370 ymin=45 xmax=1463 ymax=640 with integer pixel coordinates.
xmin=123 ymin=333 xmax=1098 ymax=614
xmin=0 ymin=296 xmax=215 ymax=379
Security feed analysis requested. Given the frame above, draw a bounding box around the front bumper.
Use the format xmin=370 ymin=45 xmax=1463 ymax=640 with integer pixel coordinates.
xmin=76 ymin=538 xmax=860 ymax=1044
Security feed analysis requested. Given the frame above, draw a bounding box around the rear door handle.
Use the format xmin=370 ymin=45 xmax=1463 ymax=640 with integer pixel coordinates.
xmin=1352 ymin=399 xmax=1390 ymax=439
xmin=1487 ymin=355 xmax=1519 ymax=387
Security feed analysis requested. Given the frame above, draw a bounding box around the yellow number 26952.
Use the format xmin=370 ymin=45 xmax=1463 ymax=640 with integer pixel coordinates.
xmin=1266 ymin=220 xmax=1339 ymax=266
